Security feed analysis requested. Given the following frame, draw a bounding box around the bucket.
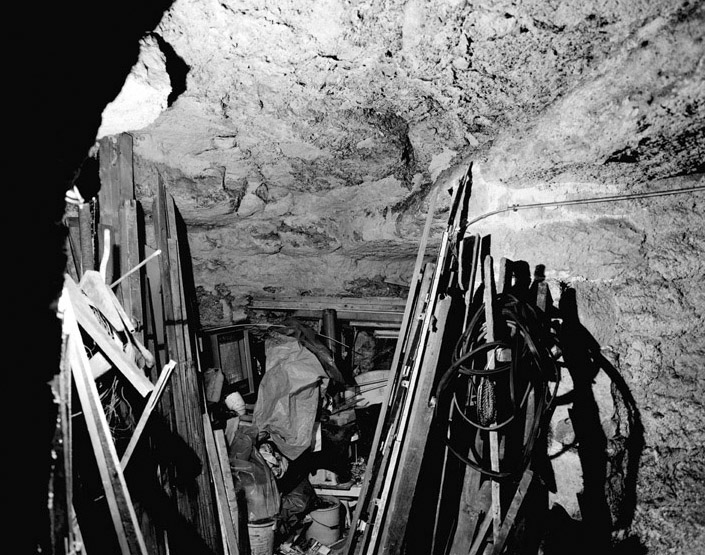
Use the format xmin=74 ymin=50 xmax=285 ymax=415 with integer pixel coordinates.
xmin=306 ymin=495 xmax=341 ymax=546
xmin=247 ymin=519 xmax=275 ymax=555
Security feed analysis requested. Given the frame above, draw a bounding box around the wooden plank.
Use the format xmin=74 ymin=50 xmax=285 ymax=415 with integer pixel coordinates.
xmin=66 ymin=219 xmax=82 ymax=281
xmin=491 ymin=469 xmax=534 ymax=555
xmin=440 ymin=231 xmax=483 ymax=555
xmin=84 ymin=268 xmax=155 ymax=369
xmin=65 ymin=276 xmax=153 ymax=397
xmin=62 ymin=283 xmax=148 ymax=555
xmin=97 ymin=133 xmax=134 ymax=287
xmin=78 ymin=202 xmax=94 ymax=276
xmin=364 ymin=165 xmax=473 ymax=554
xmin=215 ymin=430 xmax=242 ymax=555
xmin=353 ymin=262 xmax=433 ymax=554
xmin=121 ymin=360 xmax=177 ymax=469
xmin=249 ymin=296 xmax=407 ymax=312
xmin=378 ymin=295 xmax=453 ymax=553
xmin=463 ymin=233 xmax=482 ymax=327
xmin=158 ymin=238 xmax=192 ymax=521
xmin=448 ymin=466 xmax=486 ymax=555
xmin=80 ymin=270 xmax=125 ymax=331
xmin=483 ymin=255 xmax=502 ymax=545
xmin=497 ymin=257 xmax=513 ymax=295
xmin=118 ymin=200 xmax=142 ymax=327
xmin=204 ymin=415 xmax=240 ymax=555
xmin=154 ymin=180 xmax=220 ymax=553
xmin=468 ymin=510 xmax=493 ymax=555
xmin=98 ymin=134 xmax=134 ymax=226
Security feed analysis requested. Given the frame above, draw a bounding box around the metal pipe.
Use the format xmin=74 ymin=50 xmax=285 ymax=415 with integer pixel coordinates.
xmin=466 ymin=184 xmax=705 ymax=228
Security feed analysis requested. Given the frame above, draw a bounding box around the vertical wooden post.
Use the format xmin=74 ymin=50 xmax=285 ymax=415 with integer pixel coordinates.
xmin=77 ymin=202 xmax=94 ymax=275
xmin=154 ymin=176 xmax=221 ymax=553
xmin=483 ymin=255 xmax=502 ymax=546
xmin=118 ymin=200 xmax=144 ymax=327
xmin=98 ymin=133 xmax=134 ymax=286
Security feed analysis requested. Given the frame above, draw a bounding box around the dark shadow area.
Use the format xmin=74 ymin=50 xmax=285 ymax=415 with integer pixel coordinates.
xmin=542 ymin=283 xmax=645 ymax=555
xmin=150 ymin=32 xmax=190 ymax=107
xmin=404 ymin=255 xmax=644 ymax=555
xmin=13 ymin=3 xmax=175 ymax=554
xmin=124 ymin=415 xmax=219 ymax=555
xmin=72 ymin=392 xmax=215 ymax=555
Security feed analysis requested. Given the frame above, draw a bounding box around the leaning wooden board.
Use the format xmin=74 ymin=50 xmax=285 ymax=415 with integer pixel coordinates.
xmin=153 ymin=176 xmax=220 ymax=552
xmin=346 ymin=164 xmax=473 ymax=555
xmin=61 ymin=281 xmax=148 ymax=555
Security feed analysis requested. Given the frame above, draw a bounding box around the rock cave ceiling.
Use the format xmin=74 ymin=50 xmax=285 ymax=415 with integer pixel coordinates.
xmin=96 ymin=0 xmax=704 ymax=325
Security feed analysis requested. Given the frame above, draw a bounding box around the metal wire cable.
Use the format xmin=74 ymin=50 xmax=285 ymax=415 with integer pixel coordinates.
xmin=466 ymin=184 xmax=705 ymax=227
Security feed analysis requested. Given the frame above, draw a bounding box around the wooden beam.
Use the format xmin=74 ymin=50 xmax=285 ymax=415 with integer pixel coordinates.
xmin=468 ymin=510 xmax=493 ymax=555
xmin=121 ymin=360 xmax=177 ymax=469
xmin=154 ymin=178 xmax=220 ymax=553
xmin=78 ymin=201 xmax=94 ymax=276
xmin=378 ymin=294 xmax=453 ymax=552
xmin=491 ymin=469 xmax=534 ymax=555
xmin=483 ymin=255 xmax=502 ymax=545
xmin=215 ymin=430 xmax=243 ymax=555
xmin=497 ymin=257 xmax=513 ymax=295
xmin=204 ymin=415 xmax=240 ymax=555
xmin=98 ymin=133 xmax=134 ymax=285
xmin=249 ymin=296 xmax=406 ymax=323
xmin=118 ymin=200 xmax=143 ymax=324
xmin=250 ymin=296 xmax=407 ymax=312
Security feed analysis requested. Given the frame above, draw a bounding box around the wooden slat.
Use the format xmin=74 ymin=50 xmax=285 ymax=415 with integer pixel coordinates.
xmin=290 ymin=309 xmax=402 ymax=323
xmin=468 ymin=510 xmax=493 ymax=555
xmin=378 ymin=294 xmax=453 ymax=552
xmin=447 ymin=466 xmax=487 ymax=555
xmin=154 ymin=178 xmax=220 ymax=553
xmin=498 ymin=257 xmax=513 ymax=295
xmin=118 ymin=200 xmax=143 ymax=326
xmin=214 ymin=430 xmax=242 ymax=555
xmin=483 ymin=255 xmax=502 ymax=545
xmin=98 ymin=133 xmax=134 ymax=227
xmin=78 ymin=202 xmax=94 ymax=276
xmin=121 ymin=360 xmax=177 ymax=469
xmin=98 ymin=134 xmax=134 ymax=285
xmin=491 ymin=469 xmax=534 ymax=555
xmin=250 ymin=296 xmax=407 ymax=312
xmin=62 ymin=283 xmax=148 ymax=555
xmin=80 ymin=270 xmax=125 ymax=331
xmin=204 ymin=415 xmax=240 ymax=555
xmin=158 ymin=220 xmax=192 ymax=522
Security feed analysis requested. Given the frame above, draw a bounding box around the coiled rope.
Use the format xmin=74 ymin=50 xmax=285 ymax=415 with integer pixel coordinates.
xmin=434 ymin=291 xmax=562 ymax=479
